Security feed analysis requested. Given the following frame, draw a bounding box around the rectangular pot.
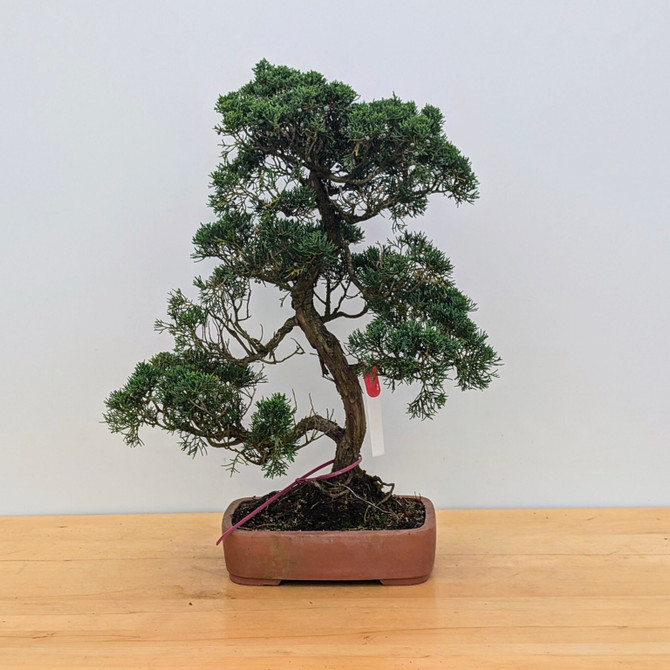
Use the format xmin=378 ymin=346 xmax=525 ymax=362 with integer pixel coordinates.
xmin=221 ymin=496 xmax=436 ymax=585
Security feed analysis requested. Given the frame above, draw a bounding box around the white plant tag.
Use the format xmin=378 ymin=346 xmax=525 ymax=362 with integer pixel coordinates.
xmin=363 ymin=368 xmax=385 ymax=457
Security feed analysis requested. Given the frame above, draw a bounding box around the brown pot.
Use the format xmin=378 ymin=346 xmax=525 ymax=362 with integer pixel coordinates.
xmin=220 ymin=496 xmax=436 ymax=585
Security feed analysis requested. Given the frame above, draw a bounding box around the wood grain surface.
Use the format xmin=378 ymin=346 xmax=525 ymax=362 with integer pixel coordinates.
xmin=1 ymin=508 xmax=669 ymax=668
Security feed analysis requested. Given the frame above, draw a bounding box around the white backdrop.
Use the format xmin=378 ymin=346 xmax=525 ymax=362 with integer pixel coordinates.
xmin=1 ymin=0 xmax=669 ymax=515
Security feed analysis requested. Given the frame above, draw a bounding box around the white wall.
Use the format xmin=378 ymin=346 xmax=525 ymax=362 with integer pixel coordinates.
xmin=1 ymin=0 xmax=668 ymax=515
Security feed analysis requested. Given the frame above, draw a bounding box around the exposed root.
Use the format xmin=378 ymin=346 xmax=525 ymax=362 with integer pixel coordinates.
xmin=232 ymin=471 xmax=425 ymax=531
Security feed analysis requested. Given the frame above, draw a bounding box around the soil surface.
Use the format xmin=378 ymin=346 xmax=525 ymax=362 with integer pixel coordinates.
xmin=232 ymin=471 xmax=426 ymax=531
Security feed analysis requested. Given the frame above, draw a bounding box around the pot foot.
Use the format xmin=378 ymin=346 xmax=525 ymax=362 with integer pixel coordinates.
xmin=229 ymin=574 xmax=282 ymax=586
xmin=380 ymin=575 xmax=429 ymax=586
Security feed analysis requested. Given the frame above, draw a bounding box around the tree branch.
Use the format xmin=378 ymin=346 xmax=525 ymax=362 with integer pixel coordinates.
xmin=290 ymin=414 xmax=345 ymax=446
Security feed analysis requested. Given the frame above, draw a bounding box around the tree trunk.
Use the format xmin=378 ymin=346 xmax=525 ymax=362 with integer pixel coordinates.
xmin=291 ymin=289 xmax=366 ymax=472
xmin=290 ymin=171 xmax=368 ymax=472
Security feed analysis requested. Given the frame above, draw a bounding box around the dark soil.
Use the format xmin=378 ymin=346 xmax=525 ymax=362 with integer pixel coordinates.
xmin=232 ymin=471 xmax=426 ymax=531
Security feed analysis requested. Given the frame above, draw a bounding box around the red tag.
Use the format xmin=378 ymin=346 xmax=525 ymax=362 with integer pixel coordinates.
xmin=363 ymin=367 xmax=381 ymax=398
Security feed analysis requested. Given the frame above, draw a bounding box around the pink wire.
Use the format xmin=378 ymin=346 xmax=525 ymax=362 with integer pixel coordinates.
xmin=216 ymin=456 xmax=363 ymax=545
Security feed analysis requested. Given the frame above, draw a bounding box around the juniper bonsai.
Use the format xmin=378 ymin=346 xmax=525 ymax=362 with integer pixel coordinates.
xmin=104 ymin=60 xmax=499 ymax=520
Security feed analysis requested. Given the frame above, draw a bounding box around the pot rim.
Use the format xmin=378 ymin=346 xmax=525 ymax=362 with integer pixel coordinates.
xmin=222 ymin=495 xmax=435 ymax=537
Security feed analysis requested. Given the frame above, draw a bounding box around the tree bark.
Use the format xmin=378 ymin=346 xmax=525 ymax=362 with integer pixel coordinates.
xmin=287 ymin=171 xmax=368 ymax=472
xmin=291 ymin=287 xmax=366 ymax=472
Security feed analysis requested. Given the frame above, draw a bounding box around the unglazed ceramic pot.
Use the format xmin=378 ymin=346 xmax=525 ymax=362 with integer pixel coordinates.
xmin=221 ymin=497 xmax=436 ymax=585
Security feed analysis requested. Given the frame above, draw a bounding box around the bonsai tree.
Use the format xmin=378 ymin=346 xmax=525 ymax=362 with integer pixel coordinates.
xmin=104 ymin=60 xmax=499 ymax=524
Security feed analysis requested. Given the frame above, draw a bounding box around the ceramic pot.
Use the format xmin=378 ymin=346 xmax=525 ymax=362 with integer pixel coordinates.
xmin=221 ymin=496 xmax=436 ymax=585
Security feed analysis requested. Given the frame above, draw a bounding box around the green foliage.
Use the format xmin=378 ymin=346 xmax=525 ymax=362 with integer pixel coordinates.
xmin=104 ymin=60 xmax=500 ymax=478
xmin=348 ymin=233 xmax=500 ymax=418
xmin=103 ymin=350 xmax=262 ymax=457
xmin=192 ymin=212 xmax=338 ymax=287
xmin=246 ymin=393 xmax=298 ymax=478
xmin=210 ymin=59 xmax=478 ymax=229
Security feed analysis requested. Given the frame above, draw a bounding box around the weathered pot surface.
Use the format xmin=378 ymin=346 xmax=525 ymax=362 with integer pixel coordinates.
xmin=221 ymin=496 xmax=436 ymax=585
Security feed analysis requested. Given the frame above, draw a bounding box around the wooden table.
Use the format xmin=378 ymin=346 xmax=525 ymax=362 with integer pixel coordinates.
xmin=1 ymin=508 xmax=669 ymax=668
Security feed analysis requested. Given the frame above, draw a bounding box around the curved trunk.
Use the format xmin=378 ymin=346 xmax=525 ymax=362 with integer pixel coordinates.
xmin=289 ymin=171 xmax=368 ymax=471
xmin=291 ymin=289 xmax=366 ymax=472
